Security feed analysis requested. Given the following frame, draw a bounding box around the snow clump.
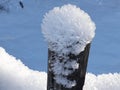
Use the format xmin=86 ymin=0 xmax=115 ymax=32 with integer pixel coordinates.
xmin=41 ymin=4 xmax=96 ymax=55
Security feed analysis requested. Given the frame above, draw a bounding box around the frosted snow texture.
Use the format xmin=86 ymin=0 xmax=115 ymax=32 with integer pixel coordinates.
xmin=0 ymin=47 xmax=120 ymax=90
xmin=42 ymin=4 xmax=96 ymax=55
xmin=84 ymin=73 xmax=120 ymax=90
xmin=42 ymin=4 xmax=96 ymax=88
xmin=0 ymin=47 xmax=47 ymax=90
xmin=51 ymin=57 xmax=78 ymax=88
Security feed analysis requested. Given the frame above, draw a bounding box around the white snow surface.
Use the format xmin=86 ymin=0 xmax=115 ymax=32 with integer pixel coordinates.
xmin=42 ymin=4 xmax=96 ymax=55
xmin=0 ymin=47 xmax=47 ymax=90
xmin=0 ymin=47 xmax=120 ymax=90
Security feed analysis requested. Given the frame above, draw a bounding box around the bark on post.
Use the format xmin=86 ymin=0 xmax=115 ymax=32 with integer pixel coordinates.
xmin=47 ymin=44 xmax=91 ymax=90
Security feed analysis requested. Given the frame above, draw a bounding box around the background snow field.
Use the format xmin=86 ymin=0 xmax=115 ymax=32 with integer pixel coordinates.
xmin=0 ymin=47 xmax=120 ymax=90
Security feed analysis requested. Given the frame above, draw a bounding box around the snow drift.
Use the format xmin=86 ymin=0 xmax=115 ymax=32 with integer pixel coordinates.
xmin=0 ymin=47 xmax=120 ymax=90
xmin=0 ymin=47 xmax=47 ymax=90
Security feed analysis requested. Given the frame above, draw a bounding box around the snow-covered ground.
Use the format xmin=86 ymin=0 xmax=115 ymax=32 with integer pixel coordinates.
xmin=0 ymin=47 xmax=120 ymax=90
xmin=0 ymin=0 xmax=120 ymax=89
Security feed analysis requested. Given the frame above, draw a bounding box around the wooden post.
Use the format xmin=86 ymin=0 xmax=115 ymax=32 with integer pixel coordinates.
xmin=41 ymin=4 xmax=96 ymax=90
xmin=47 ymin=43 xmax=91 ymax=90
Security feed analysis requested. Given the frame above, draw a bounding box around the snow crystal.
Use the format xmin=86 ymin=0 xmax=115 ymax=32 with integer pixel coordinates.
xmin=0 ymin=47 xmax=120 ymax=90
xmin=41 ymin=4 xmax=96 ymax=55
xmin=54 ymin=75 xmax=76 ymax=88
xmin=51 ymin=59 xmax=79 ymax=76
xmin=42 ymin=4 xmax=96 ymax=88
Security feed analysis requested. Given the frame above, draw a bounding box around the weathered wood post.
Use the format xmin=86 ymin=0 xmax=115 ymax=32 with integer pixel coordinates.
xmin=41 ymin=4 xmax=96 ymax=90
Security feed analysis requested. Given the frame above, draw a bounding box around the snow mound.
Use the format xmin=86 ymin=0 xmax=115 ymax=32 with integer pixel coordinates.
xmin=41 ymin=4 xmax=96 ymax=55
xmin=0 ymin=47 xmax=120 ymax=90
xmin=0 ymin=47 xmax=47 ymax=90
xmin=84 ymin=73 xmax=120 ymax=90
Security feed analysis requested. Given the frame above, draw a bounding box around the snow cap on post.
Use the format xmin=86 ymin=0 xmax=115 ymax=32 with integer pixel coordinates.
xmin=42 ymin=4 xmax=96 ymax=55
xmin=42 ymin=4 xmax=96 ymax=88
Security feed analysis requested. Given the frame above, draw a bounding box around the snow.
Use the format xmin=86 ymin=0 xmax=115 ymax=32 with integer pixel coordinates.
xmin=0 ymin=0 xmax=120 ymax=89
xmin=0 ymin=47 xmax=47 ymax=90
xmin=84 ymin=73 xmax=120 ymax=90
xmin=54 ymin=76 xmax=76 ymax=88
xmin=41 ymin=4 xmax=95 ymax=88
xmin=0 ymin=0 xmax=120 ymax=74
xmin=42 ymin=4 xmax=96 ymax=55
xmin=0 ymin=47 xmax=120 ymax=90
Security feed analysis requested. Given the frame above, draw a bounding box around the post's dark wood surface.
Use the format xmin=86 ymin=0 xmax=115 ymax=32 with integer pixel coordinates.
xmin=47 ymin=43 xmax=91 ymax=90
